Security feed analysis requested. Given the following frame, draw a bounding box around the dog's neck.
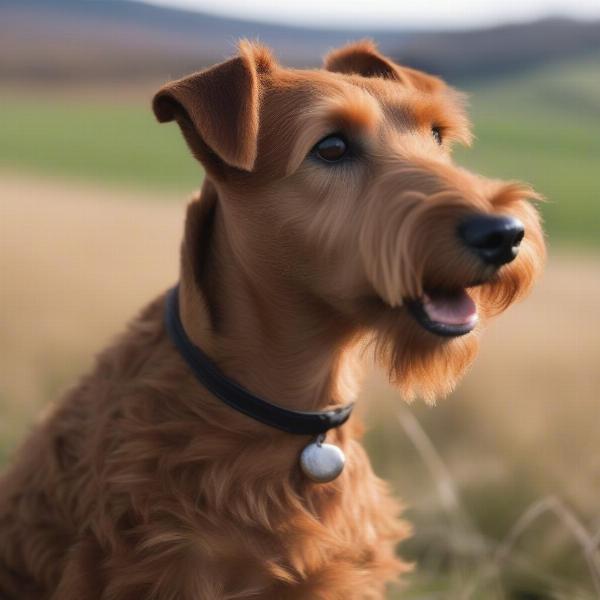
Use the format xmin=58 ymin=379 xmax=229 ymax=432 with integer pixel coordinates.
xmin=177 ymin=181 xmax=364 ymax=413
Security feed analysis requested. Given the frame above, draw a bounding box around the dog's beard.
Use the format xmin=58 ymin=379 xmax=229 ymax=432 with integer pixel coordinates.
xmin=359 ymin=182 xmax=545 ymax=403
xmin=369 ymin=311 xmax=480 ymax=403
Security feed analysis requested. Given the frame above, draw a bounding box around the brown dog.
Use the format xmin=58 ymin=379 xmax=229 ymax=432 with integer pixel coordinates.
xmin=0 ymin=41 xmax=545 ymax=599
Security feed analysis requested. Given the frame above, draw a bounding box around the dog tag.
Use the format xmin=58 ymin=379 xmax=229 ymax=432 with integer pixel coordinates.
xmin=300 ymin=434 xmax=345 ymax=483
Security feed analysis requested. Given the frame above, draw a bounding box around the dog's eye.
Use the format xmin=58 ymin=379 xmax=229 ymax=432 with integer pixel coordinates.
xmin=313 ymin=135 xmax=348 ymax=163
xmin=431 ymin=126 xmax=443 ymax=145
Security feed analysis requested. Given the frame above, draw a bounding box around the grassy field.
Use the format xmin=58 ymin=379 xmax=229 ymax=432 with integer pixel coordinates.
xmin=0 ymin=93 xmax=202 ymax=191
xmin=457 ymin=53 xmax=600 ymax=246
xmin=1 ymin=54 xmax=600 ymax=598
xmin=1 ymin=53 xmax=600 ymax=244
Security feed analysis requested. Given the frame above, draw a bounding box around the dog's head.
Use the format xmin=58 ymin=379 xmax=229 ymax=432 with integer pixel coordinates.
xmin=153 ymin=41 xmax=545 ymax=402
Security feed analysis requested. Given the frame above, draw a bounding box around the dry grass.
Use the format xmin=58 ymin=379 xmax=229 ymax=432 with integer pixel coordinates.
xmin=0 ymin=170 xmax=183 ymax=456
xmin=391 ymin=407 xmax=600 ymax=598
xmin=1 ymin=171 xmax=599 ymax=597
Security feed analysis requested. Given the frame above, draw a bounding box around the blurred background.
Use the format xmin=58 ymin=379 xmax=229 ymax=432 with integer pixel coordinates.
xmin=1 ymin=1 xmax=599 ymax=598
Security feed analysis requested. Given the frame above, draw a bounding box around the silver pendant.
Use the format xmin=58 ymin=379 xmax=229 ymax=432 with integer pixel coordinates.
xmin=299 ymin=434 xmax=346 ymax=483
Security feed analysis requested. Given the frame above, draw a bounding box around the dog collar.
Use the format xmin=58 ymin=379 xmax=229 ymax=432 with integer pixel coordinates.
xmin=164 ymin=286 xmax=353 ymax=482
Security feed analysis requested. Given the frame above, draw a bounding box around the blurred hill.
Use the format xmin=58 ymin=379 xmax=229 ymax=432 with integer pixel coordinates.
xmin=1 ymin=0 xmax=599 ymax=82
xmin=0 ymin=0 xmax=412 ymax=80
xmin=398 ymin=17 xmax=600 ymax=81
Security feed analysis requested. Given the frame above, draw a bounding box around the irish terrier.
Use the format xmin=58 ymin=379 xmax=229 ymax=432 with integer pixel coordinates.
xmin=0 ymin=40 xmax=545 ymax=599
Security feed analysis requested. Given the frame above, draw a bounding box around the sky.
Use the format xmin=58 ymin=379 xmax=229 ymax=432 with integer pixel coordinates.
xmin=142 ymin=0 xmax=600 ymax=29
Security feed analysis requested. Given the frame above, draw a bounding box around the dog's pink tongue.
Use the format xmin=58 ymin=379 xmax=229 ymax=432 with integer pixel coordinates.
xmin=423 ymin=290 xmax=478 ymax=326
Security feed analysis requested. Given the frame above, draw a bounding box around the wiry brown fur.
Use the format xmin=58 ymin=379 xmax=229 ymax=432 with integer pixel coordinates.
xmin=0 ymin=40 xmax=544 ymax=599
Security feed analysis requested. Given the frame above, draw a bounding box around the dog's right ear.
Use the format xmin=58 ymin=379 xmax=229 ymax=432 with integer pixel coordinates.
xmin=153 ymin=42 xmax=274 ymax=174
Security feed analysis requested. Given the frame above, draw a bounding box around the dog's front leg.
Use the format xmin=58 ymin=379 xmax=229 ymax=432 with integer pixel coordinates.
xmin=49 ymin=537 xmax=103 ymax=600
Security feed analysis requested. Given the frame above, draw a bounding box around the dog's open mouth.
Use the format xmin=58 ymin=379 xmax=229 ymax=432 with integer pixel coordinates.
xmin=407 ymin=288 xmax=478 ymax=338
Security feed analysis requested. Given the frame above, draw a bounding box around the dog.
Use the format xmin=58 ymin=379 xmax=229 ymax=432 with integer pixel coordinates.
xmin=0 ymin=40 xmax=545 ymax=599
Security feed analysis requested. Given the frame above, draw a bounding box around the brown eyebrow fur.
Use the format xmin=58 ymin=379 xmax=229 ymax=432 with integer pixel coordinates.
xmin=413 ymin=92 xmax=472 ymax=144
xmin=391 ymin=90 xmax=473 ymax=147
xmin=285 ymin=86 xmax=382 ymax=175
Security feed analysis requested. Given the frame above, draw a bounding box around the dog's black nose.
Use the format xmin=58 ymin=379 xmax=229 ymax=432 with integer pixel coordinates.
xmin=458 ymin=215 xmax=525 ymax=266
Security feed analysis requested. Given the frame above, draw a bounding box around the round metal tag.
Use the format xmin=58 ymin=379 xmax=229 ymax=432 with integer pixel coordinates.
xmin=299 ymin=437 xmax=345 ymax=483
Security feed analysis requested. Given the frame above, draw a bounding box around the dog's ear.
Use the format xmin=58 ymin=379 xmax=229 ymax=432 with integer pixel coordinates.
xmin=153 ymin=42 xmax=275 ymax=173
xmin=324 ymin=40 xmax=444 ymax=93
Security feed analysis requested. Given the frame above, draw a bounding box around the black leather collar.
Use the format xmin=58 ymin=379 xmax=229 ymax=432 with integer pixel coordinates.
xmin=164 ymin=286 xmax=354 ymax=435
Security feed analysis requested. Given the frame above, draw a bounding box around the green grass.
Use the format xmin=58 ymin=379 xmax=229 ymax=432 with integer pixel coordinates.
xmin=457 ymin=53 xmax=600 ymax=246
xmin=1 ymin=53 xmax=599 ymax=244
xmin=0 ymin=99 xmax=202 ymax=190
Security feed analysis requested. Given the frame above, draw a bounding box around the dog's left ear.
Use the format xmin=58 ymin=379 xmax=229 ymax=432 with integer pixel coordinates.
xmin=153 ymin=41 xmax=275 ymax=173
xmin=324 ymin=40 xmax=444 ymax=93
